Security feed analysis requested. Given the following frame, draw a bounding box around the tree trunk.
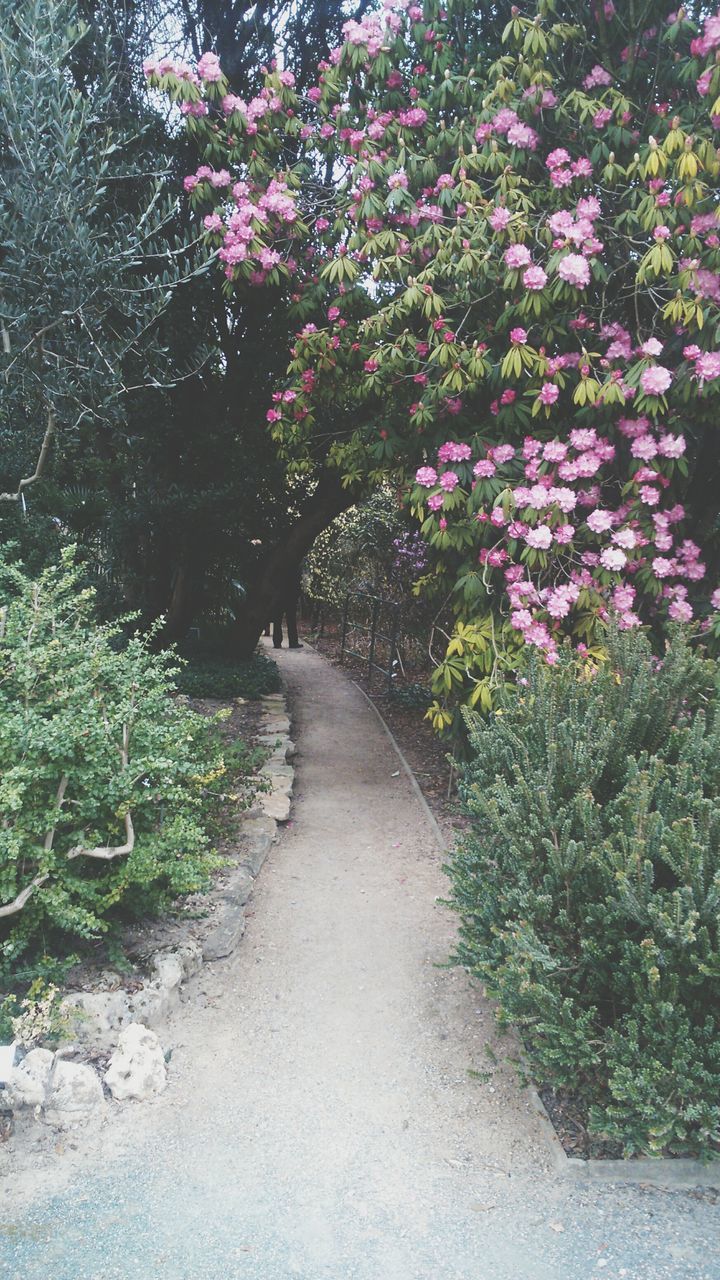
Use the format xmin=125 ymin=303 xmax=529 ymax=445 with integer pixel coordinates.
xmin=233 ymin=468 xmax=357 ymax=658
xmin=158 ymin=562 xmax=203 ymax=645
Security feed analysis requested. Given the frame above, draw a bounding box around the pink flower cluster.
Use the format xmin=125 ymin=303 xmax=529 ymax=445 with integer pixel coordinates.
xmin=415 ymin=412 xmax=708 ymax=658
xmin=199 ymin=176 xmax=300 ymax=283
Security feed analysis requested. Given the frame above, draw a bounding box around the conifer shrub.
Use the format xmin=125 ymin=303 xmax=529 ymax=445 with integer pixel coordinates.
xmin=448 ymin=628 xmax=720 ymax=1157
xmin=0 ymin=551 xmax=224 ymax=973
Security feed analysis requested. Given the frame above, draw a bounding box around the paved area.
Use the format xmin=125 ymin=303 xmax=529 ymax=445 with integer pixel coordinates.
xmin=1 ymin=642 xmax=718 ymax=1279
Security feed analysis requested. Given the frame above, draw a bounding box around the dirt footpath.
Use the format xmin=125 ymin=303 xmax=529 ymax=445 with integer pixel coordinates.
xmin=0 ymin=642 xmax=717 ymax=1280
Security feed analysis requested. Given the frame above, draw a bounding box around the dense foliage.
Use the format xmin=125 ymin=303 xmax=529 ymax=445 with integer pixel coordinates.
xmin=148 ymin=0 xmax=720 ymax=719
xmin=0 ymin=551 xmax=223 ymax=970
xmin=447 ymin=628 xmax=720 ymax=1156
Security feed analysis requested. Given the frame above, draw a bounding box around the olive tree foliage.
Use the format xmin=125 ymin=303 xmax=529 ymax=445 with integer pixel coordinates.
xmin=0 ymin=0 xmax=207 ymax=518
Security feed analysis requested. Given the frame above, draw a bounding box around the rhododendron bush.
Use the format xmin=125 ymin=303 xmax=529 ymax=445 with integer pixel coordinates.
xmin=146 ymin=0 xmax=720 ymax=722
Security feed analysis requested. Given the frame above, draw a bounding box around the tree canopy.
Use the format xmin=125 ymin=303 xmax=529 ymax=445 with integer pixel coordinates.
xmin=146 ymin=0 xmax=720 ymax=718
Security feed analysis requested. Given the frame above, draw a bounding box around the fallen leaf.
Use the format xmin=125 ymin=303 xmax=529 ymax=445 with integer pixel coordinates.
xmin=548 ymin=1221 xmax=565 ymax=1234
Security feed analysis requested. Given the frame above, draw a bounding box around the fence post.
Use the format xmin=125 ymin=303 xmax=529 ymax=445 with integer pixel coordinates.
xmin=387 ymin=606 xmax=399 ymax=696
xmin=340 ymin=594 xmax=350 ymax=663
xmin=367 ymin=597 xmax=380 ymax=687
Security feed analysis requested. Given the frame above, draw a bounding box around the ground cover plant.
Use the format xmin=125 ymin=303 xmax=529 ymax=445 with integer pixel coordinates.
xmin=0 ymin=550 xmax=226 ymax=978
xmin=447 ymin=627 xmax=720 ymax=1157
xmin=174 ymin=651 xmax=281 ymax=699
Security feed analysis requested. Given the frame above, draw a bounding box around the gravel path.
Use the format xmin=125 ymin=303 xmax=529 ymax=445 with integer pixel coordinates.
xmin=1 ymin=641 xmax=718 ymax=1279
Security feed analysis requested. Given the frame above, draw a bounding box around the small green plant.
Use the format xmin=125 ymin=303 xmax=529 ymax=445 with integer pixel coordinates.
xmin=0 ymin=549 xmax=226 ymax=973
xmin=447 ymin=627 xmax=720 ymax=1158
xmin=8 ymin=979 xmax=68 ymax=1047
xmin=174 ymin=653 xmax=281 ymax=700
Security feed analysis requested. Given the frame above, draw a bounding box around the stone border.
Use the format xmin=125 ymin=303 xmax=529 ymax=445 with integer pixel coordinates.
xmin=200 ymin=689 xmax=296 ymax=961
xmin=351 ymin=685 xmax=720 ymax=1193
xmin=4 ymin=682 xmax=296 ymax=1129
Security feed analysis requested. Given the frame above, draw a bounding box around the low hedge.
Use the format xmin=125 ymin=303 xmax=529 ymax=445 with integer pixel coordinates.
xmin=0 ymin=550 xmax=225 ymax=973
xmin=447 ymin=627 xmax=720 ymax=1157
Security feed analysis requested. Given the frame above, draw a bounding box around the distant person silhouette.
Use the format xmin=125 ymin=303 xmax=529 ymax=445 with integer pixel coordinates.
xmin=266 ymin=568 xmax=303 ymax=649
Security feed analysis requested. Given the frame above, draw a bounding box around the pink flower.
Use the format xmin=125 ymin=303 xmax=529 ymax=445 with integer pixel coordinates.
xmin=525 ymin=526 xmax=553 ymax=550
xmin=491 ymin=444 xmax=515 ymax=464
xmin=652 ymin=557 xmax=675 ymax=578
xmin=695 ymin=352 xmax=720 ymax=383
xmin=546 ymin=148 xmax=571 ymax=170
xmin=510 ymin=327 xmax=528 ymax=345
xmin=507 ymin=122 xmax=538 ymax=150
xmin=489 ymin=206 xmax=511 ymax=232
xmin=640 ymin=365 xmax=672 ymax=396
xmin=537 ymin=382 xmax=559 ymax=406
xmin=658 ymin=433 xmax=686 ymax=458
xmin=197 ymin=51 xmax=223 ymax=83
xmin=587 ymin=509 xmax=614 ymax=533
xmin=555 ymin=524 xmax=575 ymax=545
xmin=511 ymin=609 xmax=533 ymax=631
xmin=640 ymin=338 xmax=664 ymax=356
xmin=668 ymin=600 xmax=693 ymax=622
xmin=557 ymin=254 xmax=591 ymax=288
xmin=415 ymin=466 xmax=438 ymax=487
xmin=547 ymin=486 xmax=576 ymax=512
xmin=543 ymin=440 xmax=567 ymax=462
xmin=398 ymin=107 xmax=428 ymax=128
xmin=640 ymin=485 xmax=661 ymax=506
xmin=630 ymin=434 xmax=658 ymax=461
xmin=711 ymin=588 xmax=720 ymax=610
xmin=439 ymin=470 xmax=459 ymax=491
xmin=523 ymin=265 xmax=548 ymax=291
xmin=473 ymin=459 xmax=496 ymax=478
xmin=504 ymin=243 xmax=532 ymax=270
xmin=438 ymin=441 xmax=472 ymax=462
xmin=600 ymin=548 xmax=627 ymax=571
xmin=427 ymin=493 xmax=444 ymax=511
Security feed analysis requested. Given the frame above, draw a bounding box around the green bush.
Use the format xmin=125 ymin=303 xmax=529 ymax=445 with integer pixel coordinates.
xmin=447 ymin=628 xmax=720 ymax=1157
xmin=173 ymin=652 xmax=281 ymax=700
xmin=0 ymin=550 xmax=223 ymax=971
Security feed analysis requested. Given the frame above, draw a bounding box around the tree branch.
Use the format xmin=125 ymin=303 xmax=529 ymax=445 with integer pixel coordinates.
xmin=0 ymin=774 xmax=68 ymax=919
xmin=0 ymin=410 xmax=56 ymax=502
xmin=66 ymin=724 xmax=136 ymax=862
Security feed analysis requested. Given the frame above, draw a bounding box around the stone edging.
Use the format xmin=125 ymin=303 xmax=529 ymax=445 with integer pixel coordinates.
xmin=3 ymin=683 xmax=295 ymax=1130
xmin=350 ymin=685 xmax=720 ymax=1193
xmin=200 ymin=688 xmax=295 ymax=962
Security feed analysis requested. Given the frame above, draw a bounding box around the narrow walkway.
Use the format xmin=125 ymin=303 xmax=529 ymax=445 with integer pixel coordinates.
xmin=1 ymin=644 xmax=717 ymax=1279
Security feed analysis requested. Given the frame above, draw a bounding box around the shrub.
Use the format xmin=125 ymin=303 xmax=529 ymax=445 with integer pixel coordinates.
xmin=447 ymin=628 xmax=720 ymax=1157
xmin=0 ymin=550 xmax=223 ymax=972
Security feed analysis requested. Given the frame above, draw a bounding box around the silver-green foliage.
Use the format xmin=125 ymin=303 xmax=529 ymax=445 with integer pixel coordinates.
xmin=0 ymin=550 xmax=219 ymax=969
xmin=0 ymin=0 xmax=202 ymax=501
xmin=448 ymin=628 xmax=720 ymax=1156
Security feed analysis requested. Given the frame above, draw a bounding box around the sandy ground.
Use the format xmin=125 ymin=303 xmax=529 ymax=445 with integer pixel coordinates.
xmin=0 ymin=641 xmax=717 ymax=1279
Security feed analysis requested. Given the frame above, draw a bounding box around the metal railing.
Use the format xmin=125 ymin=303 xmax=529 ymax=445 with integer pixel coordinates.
xmin=339 ymin=592 xmax=400 ymax=693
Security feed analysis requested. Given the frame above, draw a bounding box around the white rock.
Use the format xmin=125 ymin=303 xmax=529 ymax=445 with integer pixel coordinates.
xmin=174 ymin=940 xmax=203 ymax=981
xmin=152 ymin=952 xmax=184 ymax=992
xmin=61 ymin=990 xmax=131 ymax=1045
xmin=6 ymin=1048 xmax=53 ymax=1109
xmin=44 ymin=1060 xmax=106 ymax=1129
xmin=105 ymin=1023 xmax=167 ymax=1102
xmin=259 ymin=791 xmax=291 ymax=822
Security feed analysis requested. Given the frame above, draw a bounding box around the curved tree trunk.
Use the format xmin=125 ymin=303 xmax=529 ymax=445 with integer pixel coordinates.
xmin=233 ymin=468 xmax=357 ymax=659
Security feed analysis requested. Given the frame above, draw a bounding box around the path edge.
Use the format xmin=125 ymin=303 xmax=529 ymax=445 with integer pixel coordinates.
xmin=350 ymin=679 xmax=446 ymax=852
